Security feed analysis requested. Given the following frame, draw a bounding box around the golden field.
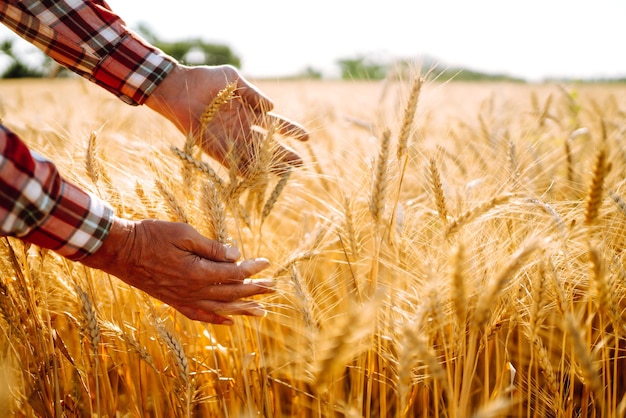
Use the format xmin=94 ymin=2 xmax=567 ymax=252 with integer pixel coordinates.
xmin=1 ymin=76 xmax=626 ymax=417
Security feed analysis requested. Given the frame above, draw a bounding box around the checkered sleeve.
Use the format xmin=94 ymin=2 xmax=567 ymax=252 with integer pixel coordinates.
xmin=0 ymin=126 xmax=114 ymax=260
xmin=0 ymin=0 xmax=176 ymax=105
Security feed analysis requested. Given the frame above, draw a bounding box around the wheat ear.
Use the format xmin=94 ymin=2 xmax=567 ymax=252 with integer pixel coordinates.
xmin=75 ymin=285 xmax=100 ymax=355
xmin=397 ymin=73 xmax=422 ymax=161
xmin=201 ymin=180 xmax=229 ymax=243
xmin=584 ymin=143 xmax=607 ymax=228
xmin=156 ymin=322 xmax=190 ymax=387
xmin=155 ymin=179 xmax=189 ymax=223
xmin=261 ymin=169 xmax=291 ymax=223
xmin=171 ymin=146 xmax=226 ymax=191
xmin=473 ymin=240 xmax=541 ymax=329
xmin=199 ymin=80 xmax=238 ymax=137
xmin=369 ymin=129 xmax=391 ymax=225
xmin=446 ymin=194 xmax=515 ymax=237
xmin=429 ymin=157 xmax=448 ymax=228
xmin=86 ymin=131 xmax=100 ymax=186
xmin=564 ymin=313 xmax=602 ymax=405
xmin=313 ymin=299 xmax=377 ymax=393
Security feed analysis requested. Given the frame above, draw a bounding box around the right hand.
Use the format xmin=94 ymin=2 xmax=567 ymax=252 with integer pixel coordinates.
xmin=80 ymin=217 xmax=275 ymax=324
xmin=145 ymin=64 xmax=309 ymax=176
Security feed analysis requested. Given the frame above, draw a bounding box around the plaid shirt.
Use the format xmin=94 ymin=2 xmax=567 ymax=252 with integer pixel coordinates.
xmin=0 ymin=0 xmax=177 ymax=259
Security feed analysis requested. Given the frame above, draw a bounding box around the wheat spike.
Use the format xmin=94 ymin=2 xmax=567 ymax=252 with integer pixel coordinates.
xmin=201 ymin=180 xmax=229 ymax=243
xmin=446 ymin=194 xmax=515 ymax=237
xmin=261 ymin=169 xmax=291 ymax=223
xmin=342 ymin=195 xmax=360 ymax=259
xmin=397 ymin=73 xmax=422 ymax=161
xmin=155 ymin=179 xmax=189 ymax=223
xmin=85 ymin=131 xmax=99 ymax=186
xmin=564 ymin=139 xmax=575 ymax=185
xmin=180 ymin=133 xmax=198 ymax=194
xmin=450 ymin=242 xmax=467 ymax=327
xmin=313 ymin=298 xmax=377 ymax=393
xmin=584 ymin=143 xmax=607 ymax=228
xmin=564 ymin=313 xmax=602 ymax=403
xmin=473 ymin=240 xmax=541 ymax=329
xmin=75 ymin=285 xmax=100 ymax=355
xmin=199 ymin=80 xmax=238 ymax=136
xmin=429 ymin=157 xmax=448 ymax=228
xmin=156 ymin=322 xmax=190 ymax=387
xmin=369 ymin=129 xmax=391 ymax=225
xmin=171 ymin=146 xmax=226 ymax=191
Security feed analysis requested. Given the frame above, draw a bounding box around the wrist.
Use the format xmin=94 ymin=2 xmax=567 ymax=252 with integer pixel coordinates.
xmin=81 ymin=217 xmax=136 ymax=273
xmin=145 ymin=63 xmax=189 ymax=121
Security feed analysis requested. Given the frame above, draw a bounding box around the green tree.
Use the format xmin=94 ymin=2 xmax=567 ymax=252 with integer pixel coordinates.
xmin=0 ymin=39 xmax=43 ymax=78
xmin=337 ymin=56 xmax=387 ymax=80
xmin=136 ymin=23 xmax=240 ymax=67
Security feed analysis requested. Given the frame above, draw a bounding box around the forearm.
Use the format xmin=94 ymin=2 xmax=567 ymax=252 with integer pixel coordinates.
xmin=0 ymin=126 xmax=113 ymax=260
xmin=0 ymin=0 xmax=176 ymax=105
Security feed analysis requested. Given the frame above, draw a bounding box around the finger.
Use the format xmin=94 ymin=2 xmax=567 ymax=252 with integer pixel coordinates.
xmin=174 ymin=305 xmax=234 ymax=325
xmin=265 ymin=112 xmax=309 ymax=141
xmin=270 ymin=142 xmax=303 ymax=174
xmin=190 ymin=233 xmax=242 ymax=262
xmin=235 ymin=75 xmax=274 ymax=113
xmin=198 ymin=279 xmax=276 ymax=302
xmin=195 ymin=257 xmax=271 ymax=284
xmin=210 ymin=300 xmax=269 ymax=317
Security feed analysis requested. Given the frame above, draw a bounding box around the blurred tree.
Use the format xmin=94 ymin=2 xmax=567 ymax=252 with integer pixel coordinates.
xmin=0 ymin=39 xmax=43 ymax=78
xmin=136 ymin=23 xmax=241 ymax=67
xmin=337 ymin=56 xmax=386 ymax=80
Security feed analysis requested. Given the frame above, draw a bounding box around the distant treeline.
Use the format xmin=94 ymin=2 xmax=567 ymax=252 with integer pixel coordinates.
xmin=0 ymin=25 xmax=624 ymax=83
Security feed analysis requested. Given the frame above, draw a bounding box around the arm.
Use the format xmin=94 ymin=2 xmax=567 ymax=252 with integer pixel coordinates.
xmin=0 ymin=125 xmax=273 ymax=324
xmin=0 ymin=0 xmax=307 ymax=323
xmin=0 ymin=0 xmax=309 ymax=174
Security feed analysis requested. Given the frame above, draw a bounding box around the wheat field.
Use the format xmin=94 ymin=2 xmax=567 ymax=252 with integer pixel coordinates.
xmin=1 ymin=75 xmax=626 ymax=417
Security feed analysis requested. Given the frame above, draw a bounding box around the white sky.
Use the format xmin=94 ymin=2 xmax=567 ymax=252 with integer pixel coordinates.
xmin=2 ymin=0 xmax=626 ymax=81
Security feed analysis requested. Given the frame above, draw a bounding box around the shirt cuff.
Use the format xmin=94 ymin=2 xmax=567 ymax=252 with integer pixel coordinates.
xmin=92 ymin=33 xmax=176 ymax=106
xmin=21 ymin=180 xmax=114 ymax=261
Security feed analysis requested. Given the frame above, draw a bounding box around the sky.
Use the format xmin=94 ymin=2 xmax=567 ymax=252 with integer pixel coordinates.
xmin=2 ymin=0 xmax=626 ymax=81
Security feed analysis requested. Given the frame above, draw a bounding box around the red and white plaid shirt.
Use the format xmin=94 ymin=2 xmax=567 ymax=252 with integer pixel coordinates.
xmin=0 ymin=0 xmax=176 ymax=260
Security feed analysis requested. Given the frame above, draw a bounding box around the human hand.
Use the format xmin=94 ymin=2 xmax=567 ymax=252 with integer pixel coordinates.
xmin=145 ymin=64 xmax=309 ymax=176
xmin=80 ymin=217 xmax=274 ymax=324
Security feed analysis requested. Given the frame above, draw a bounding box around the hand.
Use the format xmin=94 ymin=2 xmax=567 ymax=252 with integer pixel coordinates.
xmin=80 ymin=217 xmax=274 ymax=324
xmin=145 ymin=63 xmax=309 ymax=176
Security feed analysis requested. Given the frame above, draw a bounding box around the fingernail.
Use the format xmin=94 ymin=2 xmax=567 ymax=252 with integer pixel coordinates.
xmin=255 ymin=257 xmax=270 ymax=267
xmin=225 ymin=246 xmax=241 ymax=261
xmin=249 ymin=307 xmax=267 ymax=317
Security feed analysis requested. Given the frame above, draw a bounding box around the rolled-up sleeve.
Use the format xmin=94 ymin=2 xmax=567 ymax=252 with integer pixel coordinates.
xmin=0 ymin=0 xmax=176 ymax=105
